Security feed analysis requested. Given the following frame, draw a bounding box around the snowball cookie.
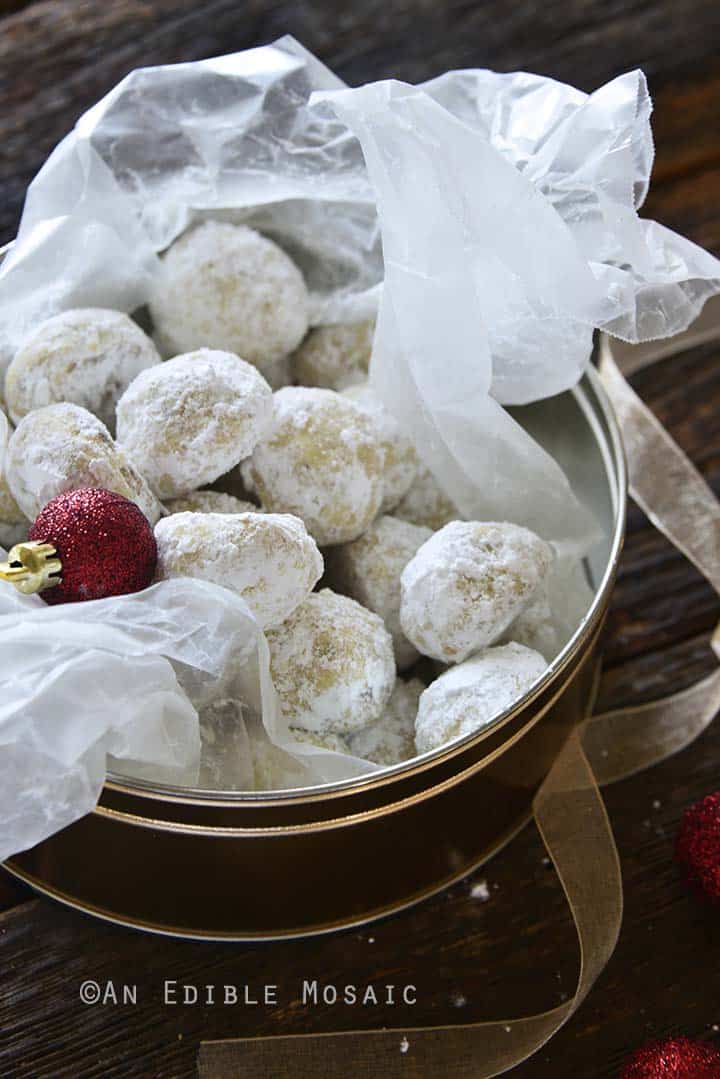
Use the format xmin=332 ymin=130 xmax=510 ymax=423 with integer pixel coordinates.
xmin=501 ymin=586 xmax=559 ymax=663
xmin=0 ymin=411 xmax=27 ymax=547
xmin=164 ymin=490 xmax=258 ymax=516
xmin=395 ymin=464 xmax=460 ymax=531
xmin=5 ymin=402 xmax=162 ymax=525
xmin=148 ymin=222 xmax=309 ymax=372
xmin=154 ymin=511 xmax=323 ymax=630
xmin=243 ymin=387 xmax=385 ymax=546
xmin=0 ymin=463 xmax=27 ymax=549
xmin=291 ymin=320 xmax=374 ymax=391
xmin=400 ymin=521 xmax=554 ymax=663
xmin=325 ymin=515 xmax=431 ymax=671
xmin=0 ymin=477 xmax=27 ymax=548
xmin=116 ymin=349 xmax=273 ymax=499
xmin=342 ymin=383 xmax=418 ymax=512
xmin=415 ymin=642 xmax=547 ymax=754
xmin=348 ymin=677 xmax=423 ymax=766
xmin=4 ymin=308 xmax=161 ymax=432
xmin=266 ymin=588 xmax=395 ymax=735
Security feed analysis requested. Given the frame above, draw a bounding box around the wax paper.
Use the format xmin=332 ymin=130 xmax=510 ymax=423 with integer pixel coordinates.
xmin=0 ymin=574 xmax=373 ymax=860
xmin=1 ymin=38 xmax=718 ymax=544
xmin=1 ymin=39 xmax=719 ymax=846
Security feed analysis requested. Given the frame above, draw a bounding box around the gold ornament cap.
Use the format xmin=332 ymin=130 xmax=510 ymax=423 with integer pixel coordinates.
xmin=0 ymin=541 xmax=63 ymax=595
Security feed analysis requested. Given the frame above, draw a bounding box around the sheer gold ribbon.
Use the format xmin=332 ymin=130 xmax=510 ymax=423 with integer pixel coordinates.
xmin=199 ymin=320 xmax=720 ymax=1079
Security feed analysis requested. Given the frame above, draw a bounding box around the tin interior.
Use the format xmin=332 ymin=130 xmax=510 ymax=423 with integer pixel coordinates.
xmin=106 ymin=362 xmax=626 ymax=804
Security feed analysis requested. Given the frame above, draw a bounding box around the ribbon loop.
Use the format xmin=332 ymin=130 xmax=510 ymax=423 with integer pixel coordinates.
xmin=200 ymin=332 xmax=720 ymax=1078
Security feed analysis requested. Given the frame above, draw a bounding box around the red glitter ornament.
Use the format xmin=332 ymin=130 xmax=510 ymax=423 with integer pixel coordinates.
xmin=675 ymin=792 xmax=720 ymax=904
xmin=26 ymin=487 xmax=157 ymax=604
xmin=620 ymin=1036 xmax=720 ymax=1078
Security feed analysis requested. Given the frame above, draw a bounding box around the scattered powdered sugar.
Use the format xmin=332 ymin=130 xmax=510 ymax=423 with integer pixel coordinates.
xmin=394 ymin=463 xmax=460 ymax=531
xmin=116 ymin=349 xmax=273 ymax=499
xmin=348 ymin=676 xmax=423 ymax=766
xmin=4 ymin=308 xmax=160 ymax=433
xmin=266 ymin=588 xmax=395 ymax=735
xmin=148 ymin=222 xmax=309 ymax=372
xmin=400 ymin=521 xmax=554 ymax=663
xmin=342 ymin=383 xmax=418 ymax=511
xmin=154 ymin=511 xmax=323 ymax=629
xmin=5 ymin=401 xmax=162 ymax=524
xmin=242 ymin=386 xmax=385 ymax=546
xmin=291 ymin=320 xmax=374 ymax=391
xmin=326 ymin=515 xmax=431 ymax=671
xmin=471 ymin=880 xmax=491 ymax=901
xmin=415 ymin=642 xmax=547 ymax=753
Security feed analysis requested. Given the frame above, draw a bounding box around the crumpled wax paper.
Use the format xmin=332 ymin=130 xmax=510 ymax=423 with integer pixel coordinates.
xmin=0 ymin=574 xmax=374 ymax=860
xmin=1 ymin=38 xmax=720 ymax=844
xmin=322 ymin=73 xmax=720 ymax=543
xmin=1 ymin=37 xmax=719 ymax=544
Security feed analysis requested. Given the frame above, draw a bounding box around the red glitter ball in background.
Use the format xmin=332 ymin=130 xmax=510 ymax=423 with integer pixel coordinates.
xmin=620 ymin=1037 xmax=720 ymax=1078
xmin=29 ymin=487 xmax=157 ymax=605
xmin=675 ymin=792 xmax=720 ymax=904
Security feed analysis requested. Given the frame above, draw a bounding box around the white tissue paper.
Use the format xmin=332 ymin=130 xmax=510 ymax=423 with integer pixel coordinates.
xmin=1 ymin=37 xmax=720 ymax=849
xmin=0 ymin=576 xmax=373 ymax=860
xmin=2 ymin=38 xmax=719 ymax=543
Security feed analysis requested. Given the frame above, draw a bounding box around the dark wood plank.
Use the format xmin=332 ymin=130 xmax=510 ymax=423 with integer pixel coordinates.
xmin=1 ymin=0 xmax=720 ymax=248
xmin=1 ymin=1 xmax=720 ymax=1076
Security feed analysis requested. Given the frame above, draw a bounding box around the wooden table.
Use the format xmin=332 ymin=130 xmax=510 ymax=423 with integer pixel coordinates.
xmin=1 ymin=2 xmax=720 ymax=1075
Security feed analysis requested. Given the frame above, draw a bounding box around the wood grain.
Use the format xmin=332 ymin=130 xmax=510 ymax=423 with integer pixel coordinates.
xmin=0 ymin=2 xmax=719 ymax=1076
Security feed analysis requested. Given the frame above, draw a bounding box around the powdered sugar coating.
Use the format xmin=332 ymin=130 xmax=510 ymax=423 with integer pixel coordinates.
xmin=342 ymin=383 xmax=418 ymax=512
xmin=5 ymin=402 xmax=162 ymax=524
xmin=349 ymin=677 xmax=423 ymax=766
xmin=148 ymin=222 xmax=309 ymax=373
xmin=116 ymin=349 xmax=273 ymax=499
xmin=325 ymin=515 xmax=432 ymax=671
xmin=4 ymin=308 xmax=160 ymax=432
xmin=415 ymin=642 xmax=547 ymax=754
xmin=394 ymin=464 xmax=460 ymax=531
xmin=165 ymin=490 xmax=258 ymax=516
xmin=0 ymin=468 xmax=27 ymax=547
xmin=400 ymin=521 xmax=553 ymax=663
xmin=291 ymin=320 xmax=374 ymax=391
xmin=266 ymin=588 xmax=395 ymax=735
xmin=501 ymin=585 xmax=559 ymax=662
xmin=154 ymin=511 xmax=323 ymax=630
xmin=243 ymin=386 xmax=384 ymax=546
xmin=0 ymin=409 xmax=26 ymax=540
